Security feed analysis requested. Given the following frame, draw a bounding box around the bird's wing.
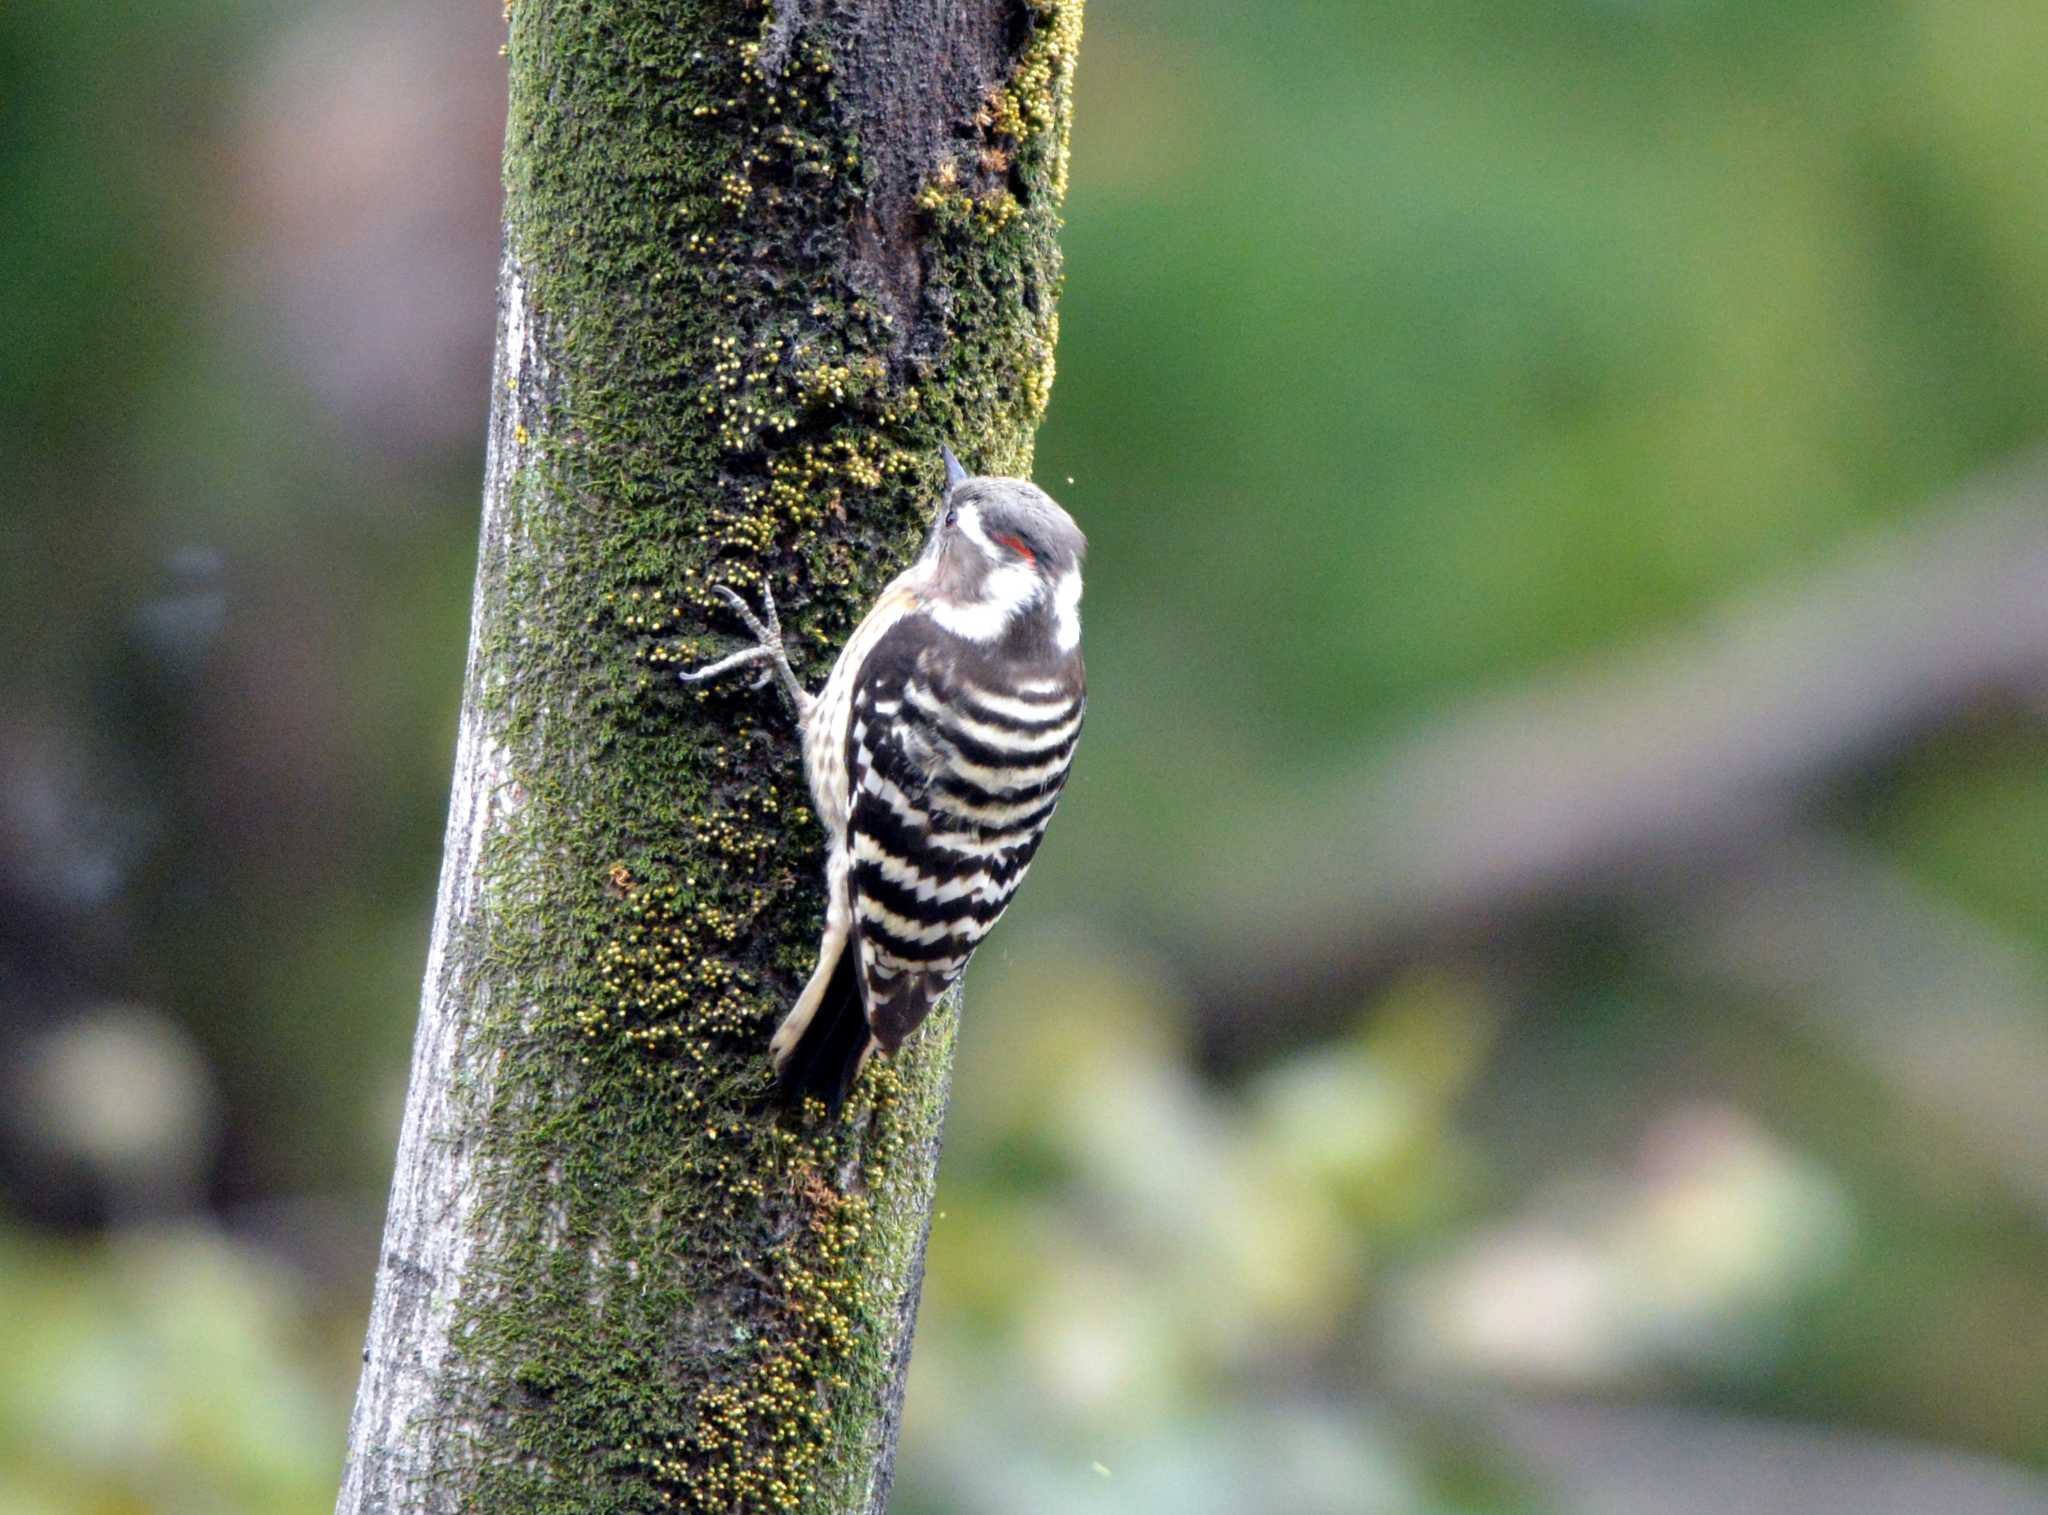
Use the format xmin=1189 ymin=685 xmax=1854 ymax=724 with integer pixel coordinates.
xmin=843 ymin=618 xmax=1084 ymax=1054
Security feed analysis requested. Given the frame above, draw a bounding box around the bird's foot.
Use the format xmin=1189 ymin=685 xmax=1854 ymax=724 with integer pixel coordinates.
xmin=678 ymin=583 xmax=814 ymax=720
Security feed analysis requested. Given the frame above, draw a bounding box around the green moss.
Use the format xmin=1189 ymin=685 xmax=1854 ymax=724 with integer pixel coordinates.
xmin=435 ymin=1 xmax=1082 ymax=1510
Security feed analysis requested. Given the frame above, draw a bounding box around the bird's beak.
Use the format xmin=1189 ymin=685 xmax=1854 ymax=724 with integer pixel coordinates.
xmin=942 ymin=445 xmax=968 ymax=489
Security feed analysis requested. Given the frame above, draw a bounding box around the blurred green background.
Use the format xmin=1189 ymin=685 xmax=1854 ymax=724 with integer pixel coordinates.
xmin=6 ymin=0 xmax=2048 ymax=1510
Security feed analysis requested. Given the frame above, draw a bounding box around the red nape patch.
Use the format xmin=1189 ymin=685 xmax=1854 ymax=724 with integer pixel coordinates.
xmin=993 ymin=533 xmax=1035 ymax=564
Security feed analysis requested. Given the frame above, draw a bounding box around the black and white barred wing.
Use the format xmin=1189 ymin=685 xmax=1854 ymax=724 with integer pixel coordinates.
xmin=846 ymin=622 xmax=1084 ymax=1054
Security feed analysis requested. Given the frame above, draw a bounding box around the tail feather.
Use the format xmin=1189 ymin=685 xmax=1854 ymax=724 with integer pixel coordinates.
xmin=774 ymin=941 xmax=871 ymax=1113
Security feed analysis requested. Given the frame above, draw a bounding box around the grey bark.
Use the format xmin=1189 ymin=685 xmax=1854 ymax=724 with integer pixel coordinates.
xmin=335 ymin=254 xmax=541 ymax=1514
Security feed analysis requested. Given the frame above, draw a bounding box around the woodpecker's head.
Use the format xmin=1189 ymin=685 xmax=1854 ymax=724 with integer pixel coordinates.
xmin=919 ymin=447 xmax=1086 ymax=653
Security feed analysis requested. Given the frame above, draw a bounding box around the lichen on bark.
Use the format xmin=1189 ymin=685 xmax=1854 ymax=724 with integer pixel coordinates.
xmin=335 ymin=1 xmax=1083 ymax=1512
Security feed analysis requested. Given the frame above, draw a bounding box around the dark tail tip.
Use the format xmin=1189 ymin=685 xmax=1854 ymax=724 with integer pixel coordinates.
xmin=775 ymin=944 xmax=869 ymax=1114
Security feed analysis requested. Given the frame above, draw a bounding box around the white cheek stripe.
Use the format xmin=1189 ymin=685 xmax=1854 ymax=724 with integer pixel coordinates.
xmin=957 ymin=504 xmax=996 ymax=556
xmin=1052 ymin=567 xmax=1082 ymax=652
xmin=929 ymin=558 xmax=1039 ymax=643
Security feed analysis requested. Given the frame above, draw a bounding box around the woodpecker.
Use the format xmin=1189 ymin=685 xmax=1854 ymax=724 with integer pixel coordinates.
xmin=680 ymin=448 xmax=1086 ymax=1110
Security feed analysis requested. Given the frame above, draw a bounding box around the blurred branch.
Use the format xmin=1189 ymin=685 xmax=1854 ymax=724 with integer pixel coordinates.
xmin=1184 ymin=451 xmax=2048 ymax=1058
xmin=1662 ymin=835 xmax=2048 ymax=1224
xmin=1481 ymin=1399 xmax=2048 ymax=1515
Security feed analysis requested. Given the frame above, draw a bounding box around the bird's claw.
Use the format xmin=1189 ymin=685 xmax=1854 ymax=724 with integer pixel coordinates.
xmin=678 ymin=582 xmax=813 ymax=720
xmin=714 ymin=583 xmax=782 ymax=650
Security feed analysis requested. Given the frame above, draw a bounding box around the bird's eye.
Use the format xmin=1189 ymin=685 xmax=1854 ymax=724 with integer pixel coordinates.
xmin=992 ymin=532 xmax=1036 ymax=565
xmin=944 ymin=508 xmax=958 ymax=528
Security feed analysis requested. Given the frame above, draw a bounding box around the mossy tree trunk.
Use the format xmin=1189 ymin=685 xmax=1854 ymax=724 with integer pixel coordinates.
xmin=335 ymin=3 xmax=1082 ymax=1511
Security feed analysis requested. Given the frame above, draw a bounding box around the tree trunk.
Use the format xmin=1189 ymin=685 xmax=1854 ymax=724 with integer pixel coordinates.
xmin=336 ymin=4 xmax=1083 ymax=1511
